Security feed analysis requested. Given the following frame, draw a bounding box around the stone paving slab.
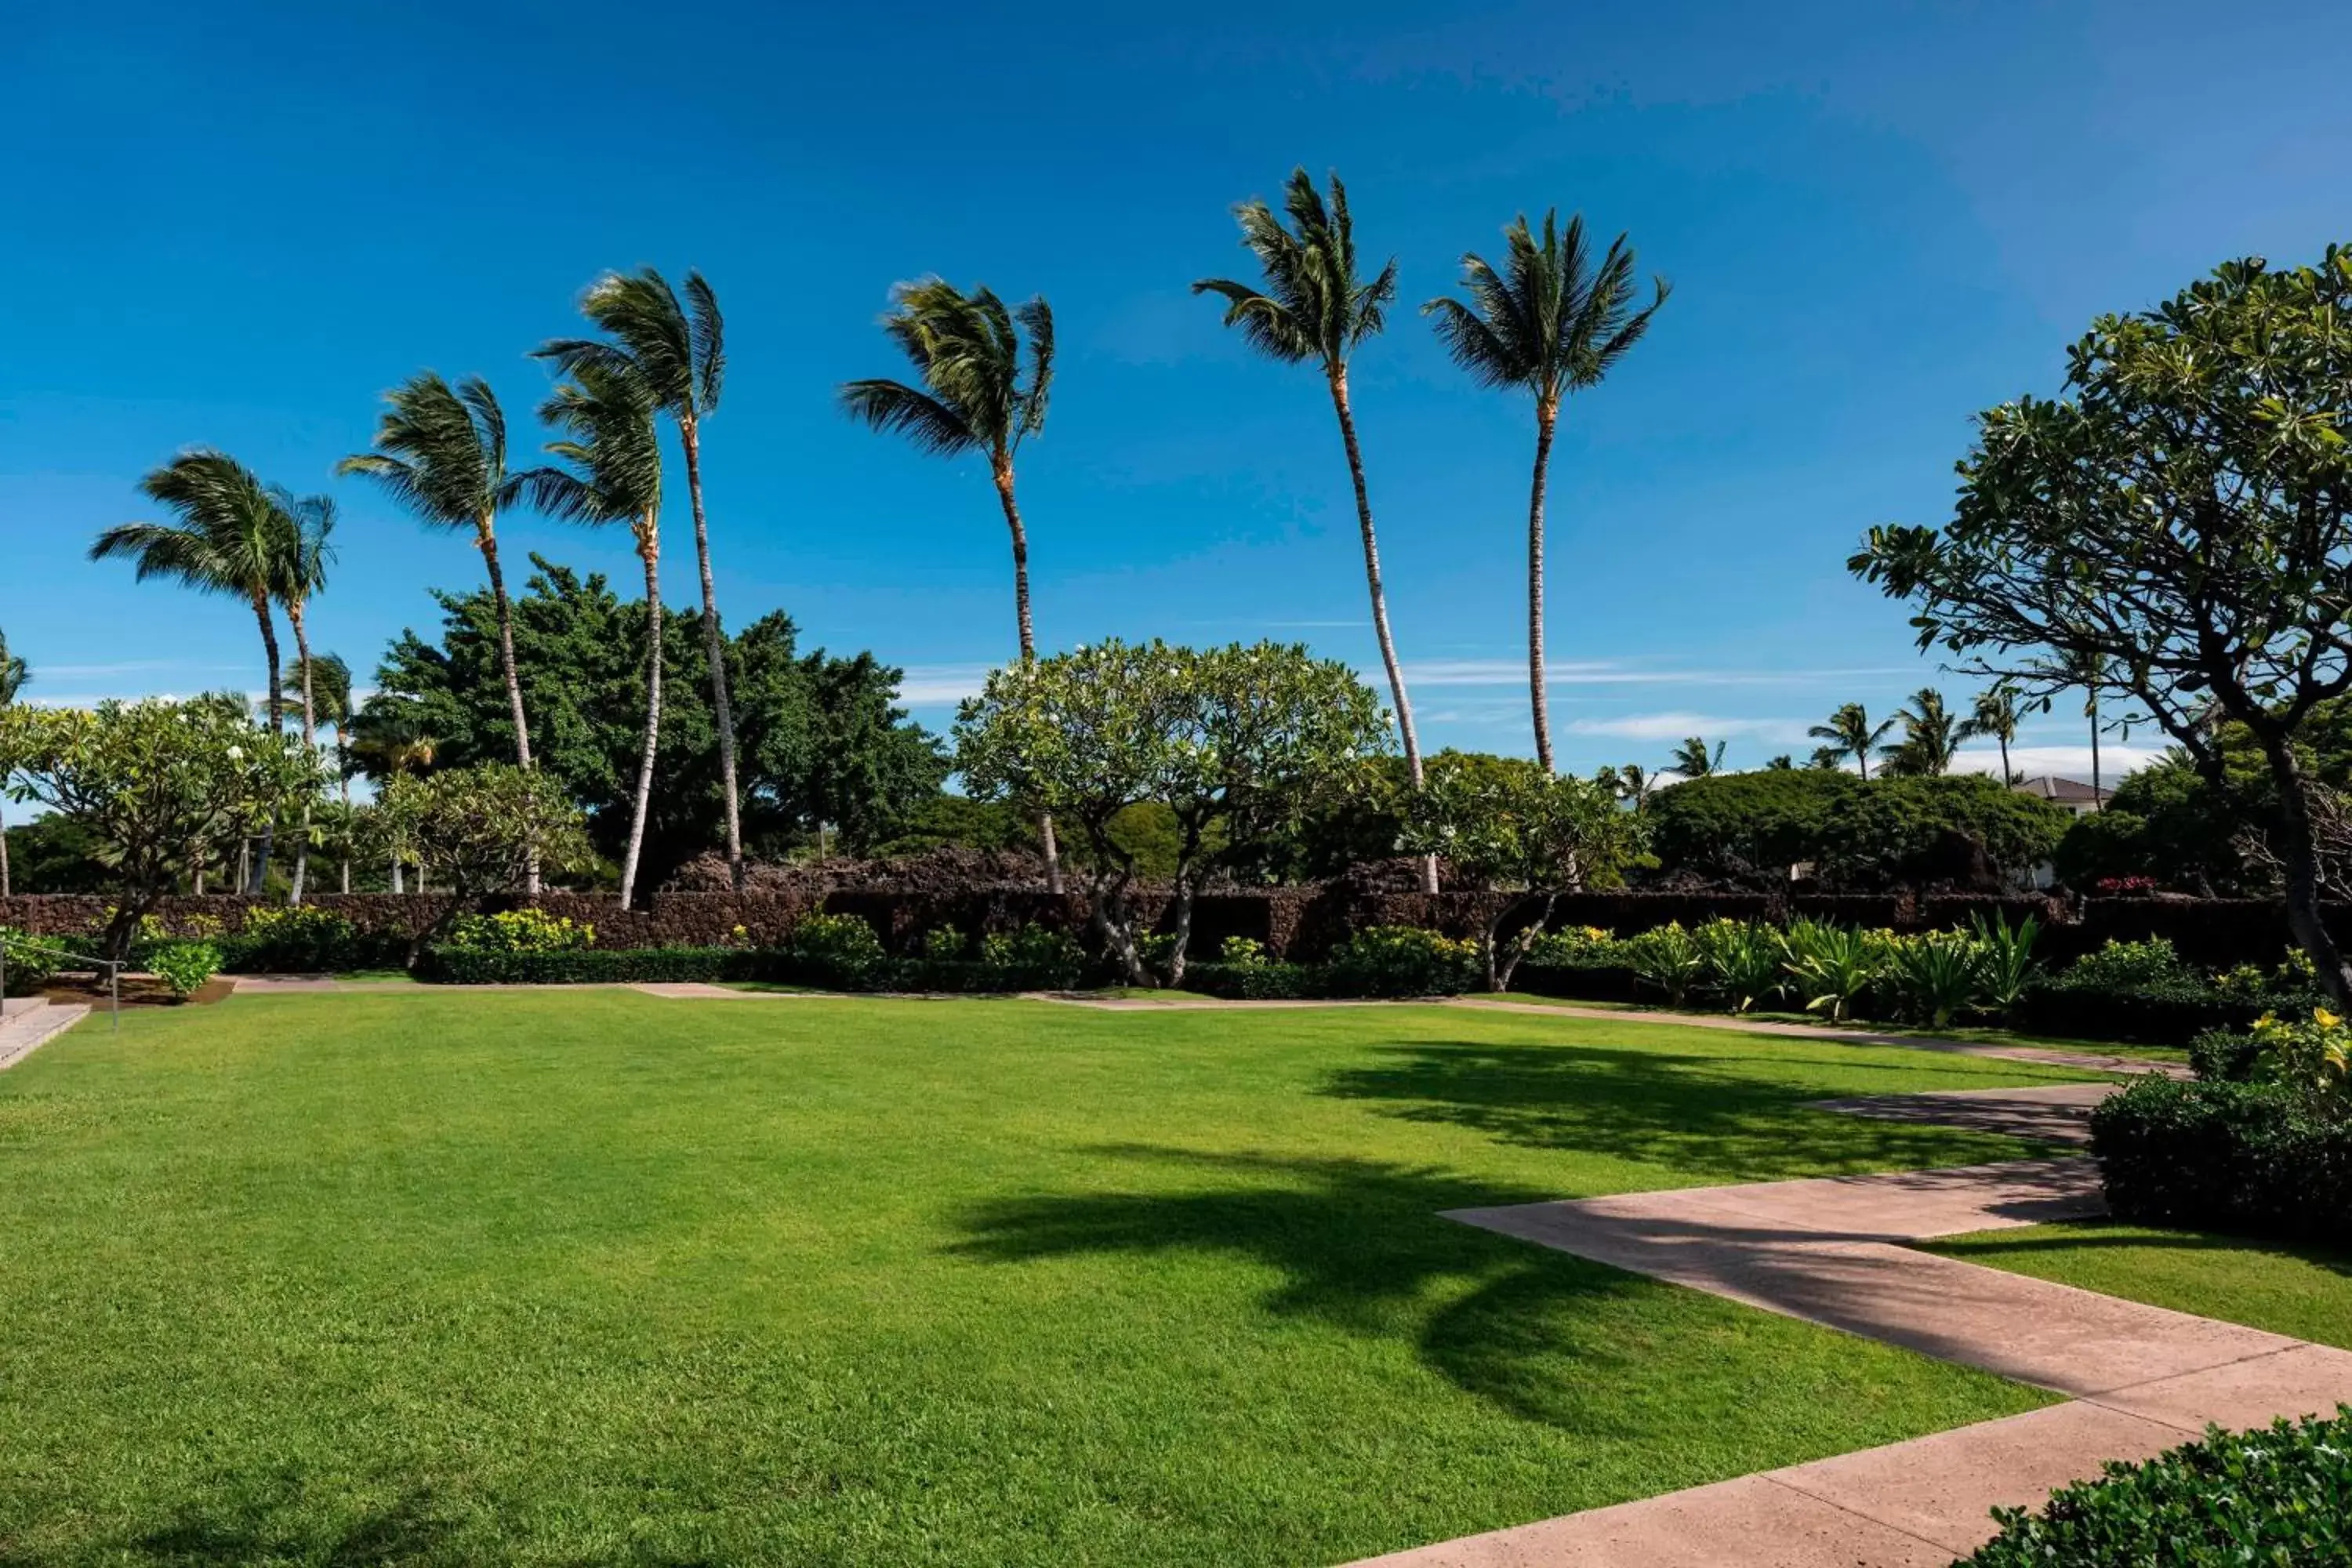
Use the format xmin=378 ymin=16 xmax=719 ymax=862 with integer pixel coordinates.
xmin=0 ymin=1002 xmax=91 ymax=1070
xmin=2087 ymin=1342 xmax=2352 ymax=1431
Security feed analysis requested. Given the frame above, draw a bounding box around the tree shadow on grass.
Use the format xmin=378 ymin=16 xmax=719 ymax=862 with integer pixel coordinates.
xmin=1319 ymin=1039 xmax=2039 ymax=1181
xmin=949 ymin=1145 xmax=1684 ymax=1437
xmin=1929 ymin=1219 xmax=2352 ymax=1281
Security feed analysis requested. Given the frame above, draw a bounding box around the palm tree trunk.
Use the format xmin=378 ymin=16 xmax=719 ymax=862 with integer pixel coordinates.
xmin=1327 ymin=368 xmax=1435 ymax=894
xmin=680 ymin=413 xmax=745 ymax=892
xmin=287 ymin=599 xmax=318 ymax=906
xmin=249 ymin=594 xmax=284 ymax=894
xmin=991 ymin=460 xmax=1065 ymax=895
xmin=1 ymin=800 xmax=10 ymax=898
xmin=1998 ymin=733 xmax=2011 ymax=786
xmin=1526 ymin=397 xmax=1559 ymax=773
xmin=476 ymin=521 xmax=538 ymax=893
xmin=618 ymin=524 xmax=665 ymax=909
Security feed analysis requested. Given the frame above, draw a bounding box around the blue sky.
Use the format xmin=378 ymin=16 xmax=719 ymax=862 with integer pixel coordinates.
xmin=7 ymin=0 xmax=2350 ymax=782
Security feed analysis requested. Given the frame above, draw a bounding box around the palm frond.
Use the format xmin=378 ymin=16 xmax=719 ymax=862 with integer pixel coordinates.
xmin=837 ymin=378 xmax=977 ymax=457
xmin=685 ymin=270 xmax=724 ymax=412
xmin=1014 ymin=295 xmax=1054 ymax=442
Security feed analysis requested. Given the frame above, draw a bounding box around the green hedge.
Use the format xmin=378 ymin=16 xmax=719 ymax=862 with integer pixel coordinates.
xmin=2012 ymin=973 xmax=2313 ymax=1046
xmin=2188 ymin=1027 xmax=2265 ymax=1082
xmin=1178 ymin=961 xmax=1321 ymax=1000
xmin=1960 ymin=1408 xmax=2351 ymax=1566
xmin=416 ymin=946 xmax=755 ymax=985
xmin=2090 ymin=1076 xmax=2352 ymax=1247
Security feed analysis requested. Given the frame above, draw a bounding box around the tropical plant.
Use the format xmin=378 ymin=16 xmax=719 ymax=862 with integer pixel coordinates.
xmin=523 ymin=360 xmax=669 ymax=908
xmin=443 ymin=909 xmax=595 ymax=955
xmin=1606 ymin=761 xmax=1660 ymax=809
xmin=1196 ymin=168 xmax=1436 ymax=894
xmin=336 ymin=373 xmax=535 ymax=791
xmin=365 ymin=764 xmax=592 ymax=964
xmin=0 ymin=628 xmax=24 ymax=897
xmin=1780 ymin=917 xmax=1882 ymax=1022
xmin=535 ymin=268 xmax=742 ymax=891
xmin=1693 ymin=918 xmax=1785 ymax=1013
xmin=89 ymin=452 xmax=306 ymax=890
xmin=2249 ymin=1007 xmax=2352 ymax=1115
xmin=1423 ymin=211 xmax=1668 ymax=771
xmin=1968 ymin=912 xmax=2043 ymax=1011
xmin=1879 ymin=688 xmax=1965 ymax=776
xmin=1883 ymin=930 xmax=1980 ymax=1028
xmin=1669 ymin=735 xmax=1726 ymax=779
xmin=147 ymin=939 xmax=223 ymax=1000
xmin=273 ymin=492 xmax=335 ymax=903
xmin=1851 ymin=247 xmax=2352 ymax=1000
xmin=1806 ymin=702 xmax=1896 ymax=780
xmin=838 ymin=277 xmax=1067 ymax=894
xmin=1627 ymin=921 xmax=1706 ymax=1006
xmin=1966 ymin=685 xmax=2024 ymax=784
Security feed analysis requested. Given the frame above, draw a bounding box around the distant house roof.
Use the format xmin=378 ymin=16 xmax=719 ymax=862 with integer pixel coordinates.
xmin=2013 ymin=775 xmax=2114 ymax=804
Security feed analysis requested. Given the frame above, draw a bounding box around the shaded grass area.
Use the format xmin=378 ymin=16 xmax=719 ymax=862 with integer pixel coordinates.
xmin=1926 ymin=1220 xmax=2352 ymax=1349
xmin=0 ymin=995 xmax=2089 ymax=1566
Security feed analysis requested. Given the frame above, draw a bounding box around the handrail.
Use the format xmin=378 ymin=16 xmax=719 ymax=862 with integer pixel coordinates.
xmin=0 ymin=931 xmax=122 ymax=1033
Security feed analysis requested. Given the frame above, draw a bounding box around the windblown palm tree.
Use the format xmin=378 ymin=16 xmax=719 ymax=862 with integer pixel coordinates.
xmin=92 ymin=450 xmax=301 ymax=889
xmin=0 ymin=628 xmax=26 ymax=896
xmin=522 ymin=361 xmax=670 ymax=907
xmin=1881 ymin=688 xmax=1965 ymax=776
xmin=1424 ymin=211 xmax=1669 ymax=771
xmin=1196 ymin=168 xmax=1437 ymax=892
xmin=272 ymin=492 xmax=335 ymax=903
xmin=838 ymin=277 xmax=1066 ymax=892
xmin=339 ymin=373 xmax=534 ymax=779
xmin=535 ymin=269 xmax=743 ymax=889
xmin=1610 ymin=762 xmax=1659 ymax=809
xmin=1669 ymin=736 xmax=1726 ymax=779
xmin=1965 ymin=686 xmax=2023 ymax=785
xmin=1807 ymin=702 xmax=1897 ymax=781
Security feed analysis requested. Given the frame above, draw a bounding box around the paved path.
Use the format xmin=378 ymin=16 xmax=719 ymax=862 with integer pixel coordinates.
xmin=0 ymin=1000 xmax=92 ymax=1070
xmin=1349 ymin=1145 xmax=2352 ymax=1566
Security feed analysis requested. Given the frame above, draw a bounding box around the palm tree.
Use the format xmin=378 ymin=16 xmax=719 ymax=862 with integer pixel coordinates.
xmin=1965 ymin=686 xmax=2023 ymax=785
xmin=522 ymin=360 xmax=669 ymax=907
xmin=1424 ymin=211 xmax=1669 ymax=771
xmin=284 ymin=652 xmax=356 ymax=891
xmin=347 ymin=695 xmax=438 ymax=894
xmin=338 ymin=373 xmax=534 ymax=779
xmin=1196 ymin=168 xmax=1437 ymax=892
xmin=1881 ymin=688 xmax=1965 ymax=775
xmin=1807 ymin=702 xmax=1897 ymax=781
xmin=272 ymin=492 xmax=335 ymax=903
xmin=1669 ymin=735 xmax=1726 ymax=779
xmin=1610 ymin=762 xmax=1659 ymax=810
xmin=0 ymin=628 xmax=26 ymax=897
xmin=92 ymin=450 xmax=301 ymax=890
xmin=535 ymin=269 xmax=742 ymax=890
xmin=838 ymin=278 xmax=1066 ymax=893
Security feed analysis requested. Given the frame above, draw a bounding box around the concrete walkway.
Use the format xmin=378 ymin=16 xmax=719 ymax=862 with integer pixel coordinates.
xmin=1351 ymin=1152 xmax=2352 ymax=1566
xmin=0 ymin=1000 xmax=92 ymax=1071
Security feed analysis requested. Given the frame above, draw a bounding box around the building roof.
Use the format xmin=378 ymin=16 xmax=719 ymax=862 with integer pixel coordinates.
xmin=2012 ymin=775 xmax=2114 ymax=804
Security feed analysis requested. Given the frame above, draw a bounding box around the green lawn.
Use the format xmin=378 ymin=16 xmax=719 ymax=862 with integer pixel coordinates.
xmin=1926 ymin=1221 xmax=2352 ymax=1349
xmin=0 ymin=993 xmax=2096 ymax=1566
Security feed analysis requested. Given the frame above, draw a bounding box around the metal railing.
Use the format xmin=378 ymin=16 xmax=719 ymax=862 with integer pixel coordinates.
xmin=0 ymin=932 xmax=122 ymax=1032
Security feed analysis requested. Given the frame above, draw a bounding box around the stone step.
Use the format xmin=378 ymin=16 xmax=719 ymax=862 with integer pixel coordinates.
xmin=0 ymin=1001 xmax=93 ymax=1070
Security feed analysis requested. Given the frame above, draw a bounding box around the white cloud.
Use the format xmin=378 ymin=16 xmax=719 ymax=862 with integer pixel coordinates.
xmin=1407 ymin=659 xmax=1918 ymax=689
xmin=1951 ymin=744 xmax=2168 ymax=784
xmin=895 ymin=664 xmax=993 ymax=706
xmin=1563 ymin=711 xmax=1813 ymax=744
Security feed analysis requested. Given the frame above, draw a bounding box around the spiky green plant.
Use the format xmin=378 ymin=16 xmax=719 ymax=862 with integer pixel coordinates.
xmin=1627 ymin=921 xmax=1706 ymax=1006
xmin=1968 ymin=911 xmax=2043 ymax=1012
xmin=1693 ymin=919 xmax=1786 ymax=1013
xmin=1196 ymin=169 xmax=1435 ymax=893
xmin=1780 ymin=918 xmax=1884 ymax=1023
xmin=1425 ymin=211 xmax=1667 ymax=771
xmin=1883 ymin=931 xmax=1980 ymax=1029
xmin=535 ymin=268 xmax=743 ymax=891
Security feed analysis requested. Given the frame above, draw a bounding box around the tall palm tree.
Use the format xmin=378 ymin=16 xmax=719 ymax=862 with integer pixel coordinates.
xmin=838 ymin=277 xmax=1066 ymax=892
xmin=284 ymin=652 xmax=356 ymax=892
xmin=92 ymin=450 xmax=301 ymax=890
xmin=535 ymin=269 xmax=742 ymax=889
xmin=272 ymin=492 xmax=335 ymax=903
xmin=1669 ymin=735 xmax=1726 ymax=779
xmin=1965 ymin=685 xmax=2023 ymax=785
xmin=1610 ymin=762 xmax=1659 ymax=810
xmin=521 ymin=361 xmax=670 ymax=907
xmin=1424 ymin=211 xmax=1669 ymax=771
xmin=1881 ymin=688 xmax=1965 ymax=775
xmin=1807 ymin=702 xmax=1896 ymax=780
xmin=1196 ymin=168 xmax=1437 ymax=892
xmin=0 ymin=628 xmax=26 ymax=897
xmin=338 ymin=373 xmax=534 ymax=778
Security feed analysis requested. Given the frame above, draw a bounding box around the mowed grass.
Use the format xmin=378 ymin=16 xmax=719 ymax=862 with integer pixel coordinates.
xmin=0 ymin=993 xmax=2096 ymax=1567
xmin=1927 ymin=1221 xmax=2352 ymax=1349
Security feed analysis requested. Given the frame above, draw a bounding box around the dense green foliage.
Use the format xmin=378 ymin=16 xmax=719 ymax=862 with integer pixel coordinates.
xmin=1958 ymin=1409 xmax=2352 ymax=1567
xmin=0 ymin=993 xmax=2074 ymax=1566
xmin=146 ymin=939 xmax=223 ymax=999
xmin=363 ymin=560 xmax=946 ymax=880
xmin=2092 ymin=1076 xmax=2352 ymax=1246
xmin=1646 ymin=770 xmax=2066 ymax=887
xmin=0 ymin=927 xmax=71 ymax=996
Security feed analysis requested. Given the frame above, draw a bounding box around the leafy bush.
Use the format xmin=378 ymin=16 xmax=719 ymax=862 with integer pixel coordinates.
xmin=1522 ymin=926 xmax=1621 ymax=967
xmin=1326 ymin=926 xmax=1477 ymax=997
xmin=2092 ymin=1075 xmax=2352 ymax=1247
xmin=784 ymin=913 xmax=887 ymax=986
xmin=2189 ymin=1027 xmax=2264 ymax=1083
xmin=419 ymin=946 xmax=748 ymax=985
xmin=1645 ymin=768 xmax=1857 ymax=880
xmin=1218 ymin=935 xmax=1272 ymax=968
xmin=1693 ymin=919 xmax=1784 ymax=1013
xmin=919 ymin=926 xmax=967 ymax=961
xmin=1626 ymin=922 xmax=1706 ymax=1006
xmin=1180 ymin=960 xmax=1319 ymax=1000
xmin=0 ymin=928 xmax=71 ymax=996
xmin=2249 ymin=1007 xmax=2352 ymax=1114
xmin=442 ymin=909 xmax=595 ymax=955
xmin=2016 ymin=972 xmax=2312 ymax=1046
xmin=976 ymin=924 xmax=1088 ymax=989
xmin=2067 ymin=936 xmax=2195 ymax=989
xmin=147 ymin=940 xmax=223 ymax=1000
xmin=1958 ymin=1407 xmax=2352 ymax=1566
xmin=221 ymin=906 xmax=400 ymax=973
xmin=1815 ymin=773 xmax=2070 ymax=888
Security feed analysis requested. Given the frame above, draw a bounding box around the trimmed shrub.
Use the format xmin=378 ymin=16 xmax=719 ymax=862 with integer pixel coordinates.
xmin=1179 ymin=961 xmax=1319 ymax=1000
xmin=418 ymin=946 xmax=748 ymax=985
xmin=147 ymin=940 xmax=223 ymax=1000
xmin=2091 ymin=1076 xmax=2352 ymax=1247
xmin=2067 ymin=936 xmax=2197 ymax=989
xmin=443 ymin=909 xmax=595 ymax=954
xmin=1507 ymin=960 xmax=1639 ymax=1003
xmin=218 ymin=906 xmax=405 ymax=973
xmin=1325 ymin=926 xmax=1477 ymax=997
xmin=979 ymin=924 xmax=1089 ymax=989
xmin=1959 ymin=1408 xmax=2352 ymax=1566
xmin=2014 ymin=973 xmax=2314 ymax=1046
xmin=2188 ymin=1027 xmax=2265 ymax=1083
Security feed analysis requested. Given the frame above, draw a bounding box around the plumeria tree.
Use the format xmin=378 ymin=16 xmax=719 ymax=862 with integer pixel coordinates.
xmin=1402 ymin=754 xmax=1647 ymax=990
xmin=1 ymin=699 xmax=319 ymax=959
xmin=366 ymin=764 xmax=592 ymax=965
